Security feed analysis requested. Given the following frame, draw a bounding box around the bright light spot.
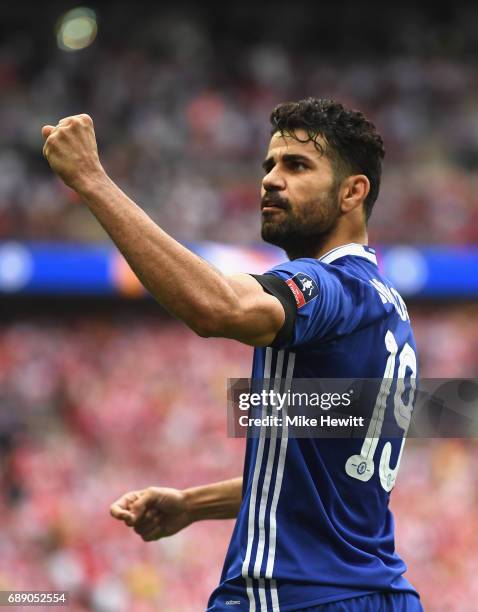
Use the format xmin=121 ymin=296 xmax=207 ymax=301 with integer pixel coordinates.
xmin=382 ymin=247 xmax=428 ymax=296
xmin=56 ymin=7 xmax=97 ymax=52
xmin=0 ymin=242 xmax=33 ymax=292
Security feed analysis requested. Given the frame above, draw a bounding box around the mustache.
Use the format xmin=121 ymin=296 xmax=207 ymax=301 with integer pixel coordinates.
xmin=261 ymin=193 xmax=290 ymax=210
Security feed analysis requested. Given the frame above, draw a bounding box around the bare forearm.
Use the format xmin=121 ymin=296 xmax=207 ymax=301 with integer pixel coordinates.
xmin=42 ymin=114 xmax=284 ymax=345
xmin=78 ymin=173 xmax=239 ymax=335
xmin=183 ymin=477 xmax=243 ymax=521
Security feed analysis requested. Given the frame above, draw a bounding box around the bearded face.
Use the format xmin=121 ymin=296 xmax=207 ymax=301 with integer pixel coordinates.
xmin=260 ymin=131 xmax=342 ymax=259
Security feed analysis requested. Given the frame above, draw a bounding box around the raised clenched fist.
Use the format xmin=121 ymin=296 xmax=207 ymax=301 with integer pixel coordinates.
xmin=42 ymin=114 xmax=105 ymax=192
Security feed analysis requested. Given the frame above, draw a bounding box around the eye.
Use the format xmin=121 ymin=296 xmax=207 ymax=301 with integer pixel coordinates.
xmin=289 ymin=160 xmax=307 ymax=171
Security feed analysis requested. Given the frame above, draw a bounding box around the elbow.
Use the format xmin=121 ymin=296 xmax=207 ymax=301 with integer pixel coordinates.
xmin=192 ymin=319 xmax=215 ymax=338
xmin=195 ymin=327 xmax=214 ymax=338
xmin=189 ymin=305 xmax=241 ymax=339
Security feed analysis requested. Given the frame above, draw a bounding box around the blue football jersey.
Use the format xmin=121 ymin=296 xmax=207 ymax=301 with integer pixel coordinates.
xmin=207 ymin=243 xmax=421 ymax=611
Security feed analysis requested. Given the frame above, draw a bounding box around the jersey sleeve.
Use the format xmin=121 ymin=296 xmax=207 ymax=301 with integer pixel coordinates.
xmin=252 ymin=258 xmax=368 ymax=349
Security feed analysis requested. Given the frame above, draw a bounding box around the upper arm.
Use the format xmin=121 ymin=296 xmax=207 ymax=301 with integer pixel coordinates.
xmin=216 ymin=273 xmax=288 ymax=346
xmin=214 ymin=263 xmax=361 ymax=348
xmin=264 ymin=262 xmax=370 ymax=348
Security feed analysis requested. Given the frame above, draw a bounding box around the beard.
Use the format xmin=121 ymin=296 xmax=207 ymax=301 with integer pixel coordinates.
xmin=261 ymin=185 xmax=341 ymax=260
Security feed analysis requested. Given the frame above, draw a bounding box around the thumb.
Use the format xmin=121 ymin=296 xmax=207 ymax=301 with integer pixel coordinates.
xmin=130 ymin=492 xmax=155 ymax=520
xmin=42 ymin=125 xmax=56 ymax=139
xmin=113 ymin=508 xmax=135 ymax=526
xmin=110 ymin=504 xmax=133 ymax=521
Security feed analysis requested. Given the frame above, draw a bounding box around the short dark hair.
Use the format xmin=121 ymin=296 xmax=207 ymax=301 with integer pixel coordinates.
xmin=270 ymin=97 xmax=385 ymax=222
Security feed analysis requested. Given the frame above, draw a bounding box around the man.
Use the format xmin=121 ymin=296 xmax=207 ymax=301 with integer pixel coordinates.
xmin=42 ymin=98 xmax=423 ymax=611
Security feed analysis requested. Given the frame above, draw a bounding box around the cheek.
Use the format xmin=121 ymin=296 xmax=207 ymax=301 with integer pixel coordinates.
xmin=296 ymin=185 xmax=336 ymax=219
xmin=287 ymin=174 xmax=325 ymax=202
xmin=289 ymin=179 xmax=319 ymax=205
xmin=300 ymin=177 xmax=336 ymax=203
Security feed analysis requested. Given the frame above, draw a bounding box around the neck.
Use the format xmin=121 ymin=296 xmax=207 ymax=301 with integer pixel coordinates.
xmin=285 ymin=228 xmax=368 ymax=261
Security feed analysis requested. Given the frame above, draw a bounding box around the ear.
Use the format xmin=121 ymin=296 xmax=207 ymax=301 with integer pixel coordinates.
xmin=340 ymin=174 xmax=370 ymax=214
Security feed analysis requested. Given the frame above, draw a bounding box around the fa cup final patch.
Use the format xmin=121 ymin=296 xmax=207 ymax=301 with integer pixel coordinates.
xmin=285 ymin=272 xmax=319 ymax=308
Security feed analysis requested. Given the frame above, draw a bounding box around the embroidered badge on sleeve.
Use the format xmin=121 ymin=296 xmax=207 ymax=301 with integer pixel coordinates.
xmin=285 ymin=272 xmax=319 ymax=308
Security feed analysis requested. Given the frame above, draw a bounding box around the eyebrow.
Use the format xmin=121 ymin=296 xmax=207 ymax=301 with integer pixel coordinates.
xmin=261 ymin=153 xmax=313 ymax=171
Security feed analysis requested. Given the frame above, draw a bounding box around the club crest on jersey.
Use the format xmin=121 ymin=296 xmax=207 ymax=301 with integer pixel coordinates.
xmin=285 ymin=273 xmax=319 ymax=308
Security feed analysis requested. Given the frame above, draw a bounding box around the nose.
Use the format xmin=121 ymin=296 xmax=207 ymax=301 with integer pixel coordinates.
xmin=262 ymin=165 xmax=286 ymax=193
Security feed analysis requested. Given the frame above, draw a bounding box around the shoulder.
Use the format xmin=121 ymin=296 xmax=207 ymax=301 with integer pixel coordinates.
xmin=266 ymin=257 xmax=372 ymax=299
xmin=264 ymin=259 xmax=329 ymax=309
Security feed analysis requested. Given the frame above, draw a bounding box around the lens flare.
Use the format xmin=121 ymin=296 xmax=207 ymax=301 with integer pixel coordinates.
xmin=56 ymin=7 xmax=97 ymax=52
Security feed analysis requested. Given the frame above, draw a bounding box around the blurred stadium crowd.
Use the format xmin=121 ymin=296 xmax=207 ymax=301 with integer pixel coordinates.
xmin=0 ymin=307 xmax=478 ymax=611
xmin=1 ymin=7 xmax=478 ymax=244
xmin=1 ymin=3 xmax=478 ymax=611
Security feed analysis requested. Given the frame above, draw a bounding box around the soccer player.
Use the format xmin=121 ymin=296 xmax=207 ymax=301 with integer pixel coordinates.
xmin=42 ymin=98 xmax=423 ymax=611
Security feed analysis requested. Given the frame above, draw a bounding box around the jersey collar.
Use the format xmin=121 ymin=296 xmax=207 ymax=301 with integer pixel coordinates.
xmin=319 ymin=243 xmax=377 ymax=266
